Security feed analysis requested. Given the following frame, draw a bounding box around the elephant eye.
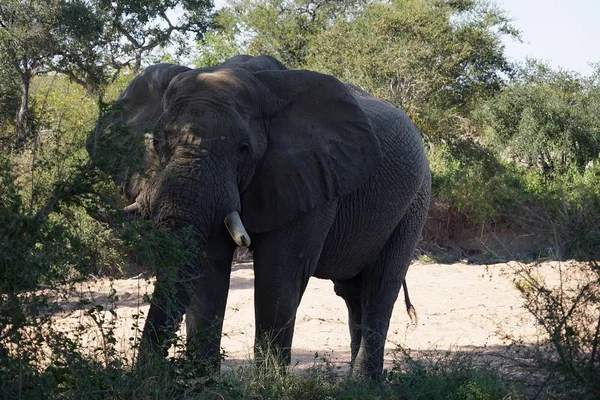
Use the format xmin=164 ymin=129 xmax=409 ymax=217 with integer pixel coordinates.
xmin=237 ymin=143 xmax=250 ymax=157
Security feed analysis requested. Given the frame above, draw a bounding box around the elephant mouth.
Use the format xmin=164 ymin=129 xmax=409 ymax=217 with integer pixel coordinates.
xmin=123 ymin=202 xmax=251 ymax=247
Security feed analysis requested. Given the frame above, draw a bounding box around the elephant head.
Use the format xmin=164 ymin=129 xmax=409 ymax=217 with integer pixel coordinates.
xmin=88 ymin=55 xmax=382 ymax=364
xmin=90 ymin=55 xmax=380 ymax=243
xmin=88 ymin=63 xmax=192 ymax=204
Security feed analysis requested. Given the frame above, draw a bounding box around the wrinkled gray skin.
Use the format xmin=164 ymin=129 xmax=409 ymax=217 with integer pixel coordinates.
xmin=88 ymin=55 xmax=430 ymax=379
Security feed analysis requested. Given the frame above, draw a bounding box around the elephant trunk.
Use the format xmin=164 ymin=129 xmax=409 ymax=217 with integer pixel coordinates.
xmin=140 ymin=156 xmax=249 ymax=249
xmin=126 ymin=201 xmax=250 ymax=248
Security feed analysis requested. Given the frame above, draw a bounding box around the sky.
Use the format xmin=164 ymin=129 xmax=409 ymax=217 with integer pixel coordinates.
xmin=212 ymin=0 xmax=599 ymax=76
xmin=490 ymin=0 xmax=598 ymax=76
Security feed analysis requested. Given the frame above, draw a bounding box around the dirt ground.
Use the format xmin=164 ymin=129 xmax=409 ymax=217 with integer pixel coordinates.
xmin=53 ymin=261 xmax=557 ymax=372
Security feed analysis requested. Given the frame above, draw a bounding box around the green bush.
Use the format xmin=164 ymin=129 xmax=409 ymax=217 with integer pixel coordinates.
xmin=474 ymin=60 xmax=600 ymax=176
xmin=429 ymin=140 xmax=532 ymax=222
xmin=542 ymin=164 xmax=600 ymax=259
xmin=0 ymin=71 xmax=197 ymax=399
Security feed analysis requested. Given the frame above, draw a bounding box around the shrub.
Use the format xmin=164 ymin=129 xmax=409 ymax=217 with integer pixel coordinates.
xmin=429 ymin=140 xmax=532 ymax=222
xmin=508 ymin=261 xmax=600 ymax=398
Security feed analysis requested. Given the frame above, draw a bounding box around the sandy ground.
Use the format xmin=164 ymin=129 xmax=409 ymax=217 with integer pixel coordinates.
xmin=52 ymin=261 xmax=559 ymax=372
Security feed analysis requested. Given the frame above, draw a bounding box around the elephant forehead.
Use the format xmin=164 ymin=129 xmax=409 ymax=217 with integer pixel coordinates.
xmin=196 ymin=69 xmax=238 ymax=84
xmin=193 ymin=69 xmax=248 ymax=94
xmin=160 ymin=106 xmax=243 ymax=144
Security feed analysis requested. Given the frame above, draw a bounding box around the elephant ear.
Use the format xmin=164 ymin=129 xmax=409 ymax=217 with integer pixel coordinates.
xmin=87 ymin=63 xmax=190 ymax=202
xmin=241 ymin=70 xmax=382 ymax=232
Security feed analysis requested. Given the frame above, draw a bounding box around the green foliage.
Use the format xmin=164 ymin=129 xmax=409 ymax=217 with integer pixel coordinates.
xmin=543 ymin=164 xmax=600 ymax=259
xmin=0 ymin=71 xmax=177 ymax=371
xmin=387 ymin=348 xmax=518 ymax=400
xmin=430 ymin=141 xmax=531 ymax=221
xmin=219 ymin=0 xmax=366 ymax=68
xmin=0 ymin=0 xmax=216 ymax=148
xmin=0 ymin=1 xmax=60 ymax=67
xmin=305 ymin=0 xmax=517 ymax=142
xmin=0 ymin=59 xmax=18 ymax=130
xmin=97 ymin=0 xmax=214 ymax=71
xmin=430 ymin=140 xmax=600 ymax=259
xmin=0 ymin=0 xmax=111 ymax=92
xmin=0 ymin=64 xmax=207 ymax=399
xmin=0 ymin=0 xmax=107 ymax=147
xmin=0 ymin=347 xmax=517 ymax=399
xmin=194 ymin=8 xmax=243 ymax=67
xmin=475 ymin=60 xmax=600 ymax=176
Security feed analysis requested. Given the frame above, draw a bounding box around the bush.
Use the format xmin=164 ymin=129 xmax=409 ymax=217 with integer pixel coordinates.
xmin=544 ymin=165 xmax=600 ymax=259
xmin=429 ymin=140 xmax=532 ymax=222
xmin=0 ymin=72 xmax=197 ymax=399
xmin=474 ymin=60 xmax=600 ymax=177
xmin=429 ymin=138 xmax=600 ymax=260
xmin=507 ymin=261 xmax=600 ymax=398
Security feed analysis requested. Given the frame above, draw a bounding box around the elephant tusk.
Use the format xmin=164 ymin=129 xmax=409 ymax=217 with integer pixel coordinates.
xmin=123 ymin=202 xmax=141 ymax=217
xmin=224 ymin=211 xmax=251 ymax=247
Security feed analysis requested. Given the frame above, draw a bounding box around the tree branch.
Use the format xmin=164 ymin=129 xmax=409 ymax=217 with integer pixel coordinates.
xmin=115 ymin=24 xmax=142 ymax=49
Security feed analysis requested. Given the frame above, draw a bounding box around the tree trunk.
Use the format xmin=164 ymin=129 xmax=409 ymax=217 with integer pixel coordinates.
xmin=16 ymin=70 xmax=31 ymax=148
xmin=133 ymin=49 xmax=143 ymax=74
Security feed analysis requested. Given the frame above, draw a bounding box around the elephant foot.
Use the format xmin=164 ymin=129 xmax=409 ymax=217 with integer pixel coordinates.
xmin=254 ymin=333 xmax=292 ymax=375
xmin=184 ymin=337 xmax=223 ymax=375
xmin=350 ymin=364 xmax=383 ymax=382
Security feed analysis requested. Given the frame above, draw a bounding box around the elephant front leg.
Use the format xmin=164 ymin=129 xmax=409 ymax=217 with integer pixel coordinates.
xmin=184 ymin=265 xmax=233 ymax=371
xmin=253 ymin=290 xmax=299 ymax=369
xmin=252 ymin=199 xmax=338 ymax=370
xmin=185 ymin=232 xmax=236 ymax=372
xmin=253 ymin=250 xmax=316 ymax=370
xmin=139 ymin=270 xmax=189 ymax=365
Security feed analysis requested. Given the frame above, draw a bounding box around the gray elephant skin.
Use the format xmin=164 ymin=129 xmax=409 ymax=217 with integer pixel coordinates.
xmin=87 ymin=55 xmax=431 ymax=379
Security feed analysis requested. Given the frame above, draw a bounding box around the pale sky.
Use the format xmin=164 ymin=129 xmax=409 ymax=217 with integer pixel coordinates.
xmin=498 ymin=0 xmax=600 ymax=76
xmin=212 ymin=0 xmax=599 ymax=76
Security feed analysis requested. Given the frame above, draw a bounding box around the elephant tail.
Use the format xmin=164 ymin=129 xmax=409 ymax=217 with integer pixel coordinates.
xmin=402 ymin=279 xmax=418 ymax=326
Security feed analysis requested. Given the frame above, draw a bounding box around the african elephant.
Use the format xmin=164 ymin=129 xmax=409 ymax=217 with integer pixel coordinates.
xmin=87 ymin=55 xmax=431 ymax=379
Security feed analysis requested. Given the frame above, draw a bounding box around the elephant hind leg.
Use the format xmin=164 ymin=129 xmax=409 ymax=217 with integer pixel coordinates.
xmin=354 ymin=181 xmax=430 ymax=379
xmin=333 ymin=275 xmax=363 ymax=363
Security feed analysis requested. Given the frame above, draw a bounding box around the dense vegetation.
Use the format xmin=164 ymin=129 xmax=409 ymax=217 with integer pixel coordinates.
xmin=1 ymin=0 xmax=599 ymax=398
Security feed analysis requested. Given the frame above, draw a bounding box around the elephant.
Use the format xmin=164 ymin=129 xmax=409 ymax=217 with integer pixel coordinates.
xmin=87 ymin=55 xmax=431 ymax=379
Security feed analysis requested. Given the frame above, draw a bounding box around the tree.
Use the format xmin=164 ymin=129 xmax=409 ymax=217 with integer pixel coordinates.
xmin=98 ymin=0 xmax=214 ymax=73
xmin=50 ymin=0 xmax=109 ymax=93
xmin=0 ymin=0 xmax=108 ymax=147
xmin=226 ymin=0 xmax=365 ymax=68
xmin=193 ymin=7 xmax=243 ymax=67
xmin=475 ymin=60 xmax=600 ymax=176
xmin=0 ymin=0 xmax=216 ymax=149
xmin=214 ymin=0 xmax=518 ymax=144
xmin=305 ymin=0 xmax=518 ymax=143
xmin=1 ymin=0 xmax=57 ymax=146
xmin=0 ymin=55 xmax=19 ymax=138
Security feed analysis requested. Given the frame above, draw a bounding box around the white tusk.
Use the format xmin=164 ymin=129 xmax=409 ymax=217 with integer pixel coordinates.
xmin=123 ymin=202 xmax=140 ymax=216
xmin=224 ymin=211 xmax=251 ymax=247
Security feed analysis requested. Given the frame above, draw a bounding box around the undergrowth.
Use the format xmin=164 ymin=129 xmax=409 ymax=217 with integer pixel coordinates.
xmin=0 ymin=333 xmax=520 ymax=399
xmin=501 ymin=261 xmax=600 ymax=398
xmin=429 ymin=141 xmax=600 ymax=261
